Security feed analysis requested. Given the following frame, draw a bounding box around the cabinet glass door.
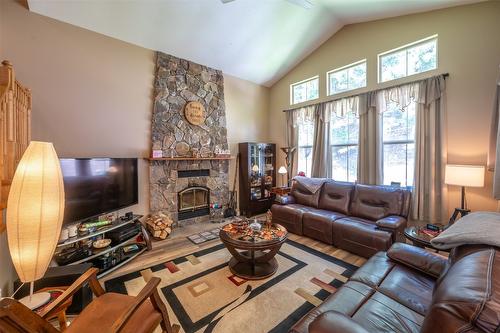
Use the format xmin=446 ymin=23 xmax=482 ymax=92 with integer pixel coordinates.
xmin=261 ymin=144 xmax=274 ymax=199
xmin=249 ymin=144 xmax=262 ymax=200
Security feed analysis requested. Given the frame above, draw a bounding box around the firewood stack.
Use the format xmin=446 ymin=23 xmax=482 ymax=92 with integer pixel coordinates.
xmin=145 ymin=213 xmax=174 ymax=240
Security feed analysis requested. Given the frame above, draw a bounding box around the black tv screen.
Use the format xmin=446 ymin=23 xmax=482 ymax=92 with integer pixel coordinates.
xmin=60 ymin=158 xmax=138 ymax=224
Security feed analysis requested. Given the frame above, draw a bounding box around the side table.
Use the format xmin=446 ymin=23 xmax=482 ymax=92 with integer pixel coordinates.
xmin=404 ymin=226 xmax=449 ymax=253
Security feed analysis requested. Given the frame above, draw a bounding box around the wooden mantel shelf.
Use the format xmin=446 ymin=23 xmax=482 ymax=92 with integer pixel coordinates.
xmin=146 ymin=156 xmax=233 ymax=161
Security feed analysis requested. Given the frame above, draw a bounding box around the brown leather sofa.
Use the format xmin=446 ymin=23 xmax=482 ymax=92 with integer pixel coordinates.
xmin=271 ymin=178 xmax=411 ymax=258
xmin=290 ymin=242 xmax=500 ymax=333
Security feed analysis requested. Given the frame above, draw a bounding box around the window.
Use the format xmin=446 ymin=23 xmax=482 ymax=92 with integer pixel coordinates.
xmin=379 ymin=35 xmax=437 ymax=83
xmin=382 ymin=102 xmax=416 ymax=187
xmin=327 ymin=60 xmax=367 ymax=96
xmin=331 ymin=112 xmax=359 ymax=182
xmin=290 ymin=76 xmax=319 ymax=105
xmin=297 ymin=120 xmax=314 ymax=177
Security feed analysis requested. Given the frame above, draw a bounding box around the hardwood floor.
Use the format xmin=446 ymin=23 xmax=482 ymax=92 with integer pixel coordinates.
xmin=101 ymin=220 xmax=367 ymax=282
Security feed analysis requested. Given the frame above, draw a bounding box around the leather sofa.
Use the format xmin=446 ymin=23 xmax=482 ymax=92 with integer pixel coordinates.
xmin=290 ymin=242 xmax=500 ymax=333
xmin=271 ymin=177 xmax=411 ymax=258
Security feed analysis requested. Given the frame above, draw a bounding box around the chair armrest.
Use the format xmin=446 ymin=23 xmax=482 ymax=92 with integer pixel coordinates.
xmin=309 ymin=311 xmax=370 ymax=333
xmin=111 ymin=276 xmax=162 ymax=331
xmin=0 ymin=298 xmax=59 ymax=333
xmin=387 ymin=242 xmax=447 ymax=278
xmin=376 ymin=215 xmax=407 ymax=230
xmin=39 ymin=267 xmax=104 ymax=319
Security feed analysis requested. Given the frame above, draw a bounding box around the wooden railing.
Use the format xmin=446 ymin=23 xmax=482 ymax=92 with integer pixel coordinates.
xmin=0 ymin=60 xmax=32 ymax=232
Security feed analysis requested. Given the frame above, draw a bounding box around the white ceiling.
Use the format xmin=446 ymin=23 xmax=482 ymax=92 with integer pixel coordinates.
xmin=28 ymin=0 xmax=481 ymax=87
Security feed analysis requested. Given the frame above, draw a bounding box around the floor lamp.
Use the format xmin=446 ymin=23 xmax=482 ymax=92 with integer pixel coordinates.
xmin=278 ymin=166 xmax=288 ymax=187
xmin=444 ymin=164 xmax=484 ymax=225
xmin=6 ymin=142 xmax=65 ymax=309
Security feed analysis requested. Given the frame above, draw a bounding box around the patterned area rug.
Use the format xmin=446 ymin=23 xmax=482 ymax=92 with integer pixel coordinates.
xmin=105 ymin=240 xmax=358 ymax=333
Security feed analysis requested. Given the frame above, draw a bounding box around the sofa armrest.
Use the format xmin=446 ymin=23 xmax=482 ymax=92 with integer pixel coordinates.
xmin=387 ymin=242 xmax=447 ymax=278
xmin=309 ymin=311 xmax=370 ymax=333
xmin=376 ymin=215 xmax=407 ymax=230
xmin=277 ymin=195 xmax=296 ymax=205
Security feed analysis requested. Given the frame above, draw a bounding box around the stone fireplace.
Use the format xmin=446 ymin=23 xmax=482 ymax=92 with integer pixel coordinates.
xmin=149 ymin=52 xmax=229 ymax=224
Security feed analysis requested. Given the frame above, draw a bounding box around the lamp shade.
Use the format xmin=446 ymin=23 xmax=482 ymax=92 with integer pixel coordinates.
xmin=6 ymin=142 xmax=65 ymax=283
xmin=278 ymin=166 xmax=287 ymax=174
xmin=445 ymin=164 xmax=485 ymax=187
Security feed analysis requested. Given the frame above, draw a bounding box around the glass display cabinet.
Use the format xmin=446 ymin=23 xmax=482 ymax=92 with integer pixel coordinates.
xmin=238 ymin=143 xmax=276 ymax=217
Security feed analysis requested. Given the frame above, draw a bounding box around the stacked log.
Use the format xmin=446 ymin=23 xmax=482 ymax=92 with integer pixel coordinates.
xmin=145 ymin=213 xmax=173 ymax=240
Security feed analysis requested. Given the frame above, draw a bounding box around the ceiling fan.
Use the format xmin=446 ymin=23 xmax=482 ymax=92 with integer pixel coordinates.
xmin=220 ymin=0 xmax=314 ymax=10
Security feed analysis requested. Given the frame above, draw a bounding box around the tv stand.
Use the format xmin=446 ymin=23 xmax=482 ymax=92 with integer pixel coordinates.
xmin=53 ymin=215 xmax=151 ymax=278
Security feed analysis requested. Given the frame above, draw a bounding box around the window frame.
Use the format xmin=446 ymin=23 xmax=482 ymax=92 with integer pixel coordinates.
xmin=326 ymin=59 xmax=367 ymax=96
xmin=330 ymin=111 xmax=360 ymax=183
xmin=290 ymin=75 xmax=319 ymax=105
xmin=381 ymin=105 xmax=416 ymax=188
xmin=377 ymin=35 xmax=438 ymax=83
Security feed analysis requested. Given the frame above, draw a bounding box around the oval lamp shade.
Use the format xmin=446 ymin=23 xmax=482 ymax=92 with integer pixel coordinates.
xmin=6 ymin=141 xmax=65 ymax=283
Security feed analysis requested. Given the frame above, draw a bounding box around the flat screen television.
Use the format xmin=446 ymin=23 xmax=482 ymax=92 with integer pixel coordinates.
xmin=60 ymin=158 xmax=138 ymax=225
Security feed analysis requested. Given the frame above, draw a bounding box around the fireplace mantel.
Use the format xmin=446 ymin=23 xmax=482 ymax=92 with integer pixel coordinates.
xmin=146 ymin=157 xmax=233 ymax=161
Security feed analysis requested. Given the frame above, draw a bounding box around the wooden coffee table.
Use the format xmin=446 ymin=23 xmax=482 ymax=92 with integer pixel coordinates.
xmin=220 ymin=222 xmax=288 ymax=280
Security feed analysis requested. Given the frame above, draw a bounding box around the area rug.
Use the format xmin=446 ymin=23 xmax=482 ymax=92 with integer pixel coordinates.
xmin=105 ymin=240 xmax=358 ymax=333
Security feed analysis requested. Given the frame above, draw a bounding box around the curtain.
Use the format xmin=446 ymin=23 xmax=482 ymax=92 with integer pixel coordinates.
xmin=286 ymin=105 xmax=315 ymax=177
xmin=358 ymin=92 xmax=383 ymax=184
xmin=412 ymin=75 xmax=448 ymax=221
xmin=286 ymin=111 xmax=298 ymax=177
xmin=311 ymin=103 xmax=331 ymax=178
xmin=490 ymin=72 xmax=500 ymax=198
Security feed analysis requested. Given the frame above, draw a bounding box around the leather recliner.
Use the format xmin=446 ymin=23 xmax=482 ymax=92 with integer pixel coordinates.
xmin=271 ymin=178 xmax=411 ymax=258
xmin=290 ymin=242 xmax=500 ymax=333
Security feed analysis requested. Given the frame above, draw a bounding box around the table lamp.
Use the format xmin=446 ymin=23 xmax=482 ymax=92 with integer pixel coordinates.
xmin=278 ymin=166 xmax=287 ymax=187
xmin=444 ymin=164 xmax=484 ymax=224
xmin=6 ymin=142 xmax=65 ymax=309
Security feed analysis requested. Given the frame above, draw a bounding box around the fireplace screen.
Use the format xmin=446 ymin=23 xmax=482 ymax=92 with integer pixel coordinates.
xmin=178 ymin=186 xmax=209 ymax=212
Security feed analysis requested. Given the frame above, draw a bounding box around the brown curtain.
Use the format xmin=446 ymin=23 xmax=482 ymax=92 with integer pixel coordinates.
xmin=412 ymin=75 xmax=448 ymax=221
xmin=311 ymin=103 xmax=331 ymax=178
xmin=489 ymin=72 xmax=500 ymax=198
xmin=286 ymin=110 xmax=299 ymax=178
xmin=357 ymin=92 xmax=383 ymax=184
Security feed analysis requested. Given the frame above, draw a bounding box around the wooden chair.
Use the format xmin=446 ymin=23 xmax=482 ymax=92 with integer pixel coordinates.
xmin=0 ymin=268 xmax=180 ymax=333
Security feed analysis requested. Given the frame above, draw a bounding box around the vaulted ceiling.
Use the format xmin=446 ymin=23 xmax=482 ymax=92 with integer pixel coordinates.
xmin=28 ymin=0 xmax=481 ymax=87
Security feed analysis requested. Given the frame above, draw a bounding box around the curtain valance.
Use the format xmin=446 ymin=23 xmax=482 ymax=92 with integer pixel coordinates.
xmin=285 ymin=74 xmax=447 ymax=118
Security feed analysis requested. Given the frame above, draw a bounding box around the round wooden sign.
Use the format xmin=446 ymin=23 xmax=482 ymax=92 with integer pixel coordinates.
xmin=184 ymin=101 xmax=205 ymax=126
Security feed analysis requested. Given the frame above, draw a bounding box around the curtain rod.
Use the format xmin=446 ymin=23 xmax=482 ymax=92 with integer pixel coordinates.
xmin=283 ymin=72 xmax=449 ymax=112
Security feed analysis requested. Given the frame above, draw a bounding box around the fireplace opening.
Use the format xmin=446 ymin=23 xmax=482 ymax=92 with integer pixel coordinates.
xmin=178 ymin=186 xmax=210 ymax=220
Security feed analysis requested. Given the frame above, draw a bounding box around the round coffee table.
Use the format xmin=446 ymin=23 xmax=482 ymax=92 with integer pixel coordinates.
xmin=219 ymin=221 xmax=288 ymax=280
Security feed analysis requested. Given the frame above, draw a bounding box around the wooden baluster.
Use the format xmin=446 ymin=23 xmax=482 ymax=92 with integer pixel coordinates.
xmin=0 ymin=60 xmax=31 ymax=231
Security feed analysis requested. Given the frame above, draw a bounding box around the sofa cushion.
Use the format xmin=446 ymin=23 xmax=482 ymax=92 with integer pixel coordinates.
xmin=290 ymin=281 xmax=374 ymax=333
xmin=352 ymin=291 xmax=424 ymax=333
xmin=349 ymin=251 xmax=395 ymax=288
xmin=291 ymin=178 xmax=323 ymax=208
xmin=318 ymin=181 xmax=354 ymax=215
xmin=302 ymin=209 xmax=346 ymax=245
xmin=378 ymin=265 xmax=435 ymax=316
xmin=271 ymin=204 xmax=314 ymax=235
xmin=332 ymin=217 xmax=393 ymax=258
xmin=350 ymin=184 xmax=405 ymax=221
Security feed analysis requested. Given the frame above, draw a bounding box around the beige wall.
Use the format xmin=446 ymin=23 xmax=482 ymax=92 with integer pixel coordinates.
xmin=269 ymin=1 xmax=500 ymax=216
xmin=225 ymin=74 xmax=270 ymax=197
xmin=0 ymin=0 xmax=269 ymax=290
